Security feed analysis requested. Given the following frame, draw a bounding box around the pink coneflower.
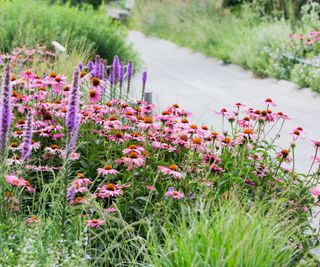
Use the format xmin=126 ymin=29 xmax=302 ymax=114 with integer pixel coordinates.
xmin=236 ymin=128 xmax=257 ymax=141
xmin=254 ymin=163 xmax=269 ymax=178
xmin=5 ymin=174 xmax=34 ymax=192
xmin=105 ymin=207 xmax=117 ymax=213
xmin=97 ymin=164 xmax=119 ymax=176
xmin=146 ymin=185 xmax=155 ymax=191
xmin=25 ymin=215 xmax=40 ymax=224
xmin=209 ymin=163 xmax=224 ymax=173
xmin=276 ymin=149 xmax=292 ymax=163
xmin=261 ymin=98 xmax=276 ymax=107
xmin=107 ymin=131 xmax=126 ymax=143
xmin=289 ymin=127 xmax=305 ymax=140
xmin=21 ymin=70 xmax=36 ymax=81
xmin=137 ymin=116 xmax=158 ymax=131
xmin=88 ymin=87 xmax=101 ymax=104
xmin=5 ymin=174 xmax=23 ymax=187
xmin=244 ymin=179 xmax=256 ymax=187
xmin=44 ymin=144 xmax=62 ymax=155
xmin=122 ymin=152 xmax=145 ymax=170
xmin=158 ymin=165 xmax=182 ymax=179
xmin=50 ymin=75 xmax=67 ymax=94
xmin=234 ymin=102 xmax=247 ymax=108
xmin=277 ymin=112 xmax=290 ymax=120
xmin=71 ymin=177 xmax=91 ymax=193
xmin=190 ymin=137 xmax=205 ymax=153
xmin=216 ymin=108 xmax=229 ymax=116
xmin=310 ymin=188 xmax=320 ymax=196
xmin=122 ymin=144 xmax=144 ymax=155
xmin=95 ymin=183 xmax=123 ymax=198
xmin=164 ymin=188 xmax=185 ymax=199
xmin=86 ymin=219 xmax=104 ymax=228
xmin=310 ymin=139 xmax=320 ymax=148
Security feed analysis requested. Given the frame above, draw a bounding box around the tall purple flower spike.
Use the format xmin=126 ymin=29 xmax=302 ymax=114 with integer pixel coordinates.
xmin=66 ymin=67 xmax=80 ymax=135
xmin=94 ymin=55 xmax=101 ymax=79
xmin=0 ymin=65 xmax=12 ymax=153
xmin=126 ymin=61 xmax=133 ymax=95
xmin=112 ymin=55 xmax=119 ymax=85
xmin=78 ymin=62 xmax=84 ymax=71
xmin=142 ymin=71 xmax=147 ymax=87
xmin=21 ymin=110 xmax=33 ymax=161
xmin=119 ymin=63 xmax=124 ymax=83
xmin=88 ymin=61 xmax=94 ymax=72
xmin=127 ymin=61 xmax=133 ymax=79
xmin=69 ymin=120 xmax=79 ymax=153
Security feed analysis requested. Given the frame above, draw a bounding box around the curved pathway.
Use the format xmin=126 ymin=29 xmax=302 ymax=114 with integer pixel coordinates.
xmin=128 ymin=31 xmax=320 ymax=173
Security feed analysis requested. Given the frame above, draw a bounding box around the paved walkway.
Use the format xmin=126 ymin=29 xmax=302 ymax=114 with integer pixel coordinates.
xmin=128 ymin=31 xmax=320 ymax=173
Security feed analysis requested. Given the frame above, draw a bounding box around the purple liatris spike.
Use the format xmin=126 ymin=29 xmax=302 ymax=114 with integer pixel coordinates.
xmin=99 ymin=62 xmax=105 ymax=80
xmin=126 ymin=61 xmax=133 ymax=95
xmin=78 ymin=62 xmax=84 ymax=71
xmin=127 ymin=61 xmax=133 ymax=79
xmin=94 ymin=55 xmax=101 ymax=78
xmin=88 ymin=61 xmax=94 ymax=72
xmin=119 ymin=63 xmax=124 ymax=83
xmin=141 ymin=71 xmax=147 ymax=100
xmin=142 ymin=71 xmax=147 ymax=87
xmin=66 ymin=67 xmax=80 ymax=134
xmin=109 ymin=69 xmax=114 ymax=86
xmin=21 ymin=110 xmax=33 ymax=161
xmin=0 ymin=65 xmax=12 ymax=153
xmin=112 ymin=55 xmax=119 ymax=83
xmin=69 ymin=120 xmax=79 ymax=153
xmin=67 ymin=186 xmax=77 ymax=203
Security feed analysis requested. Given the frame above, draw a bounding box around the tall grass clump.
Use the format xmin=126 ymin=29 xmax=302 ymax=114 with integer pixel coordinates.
xmin=148 ymin=198 xmax=314 ymax=267
xmin=0 ymin=0 xmax=136 ymax=62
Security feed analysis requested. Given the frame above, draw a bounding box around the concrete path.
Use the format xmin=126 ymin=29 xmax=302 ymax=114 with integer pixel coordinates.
xmin=128 ymin=31 xmax=320 ymax=173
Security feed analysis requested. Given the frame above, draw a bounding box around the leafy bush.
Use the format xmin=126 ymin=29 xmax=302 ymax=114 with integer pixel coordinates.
xmin=0 ymin=0 xmax=136 ymax=62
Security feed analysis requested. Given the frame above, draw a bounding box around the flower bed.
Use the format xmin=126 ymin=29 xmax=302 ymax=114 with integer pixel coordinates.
xmin=0 ymin=50 xmax=320 ymax=265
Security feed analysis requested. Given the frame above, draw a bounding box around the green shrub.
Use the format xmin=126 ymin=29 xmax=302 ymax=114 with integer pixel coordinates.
xmin=0 ymin=0 xmax=136 ymax=62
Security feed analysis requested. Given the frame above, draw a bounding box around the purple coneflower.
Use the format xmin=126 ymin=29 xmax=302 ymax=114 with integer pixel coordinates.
xmin=0 ymin=64 xmax=12 ymax=153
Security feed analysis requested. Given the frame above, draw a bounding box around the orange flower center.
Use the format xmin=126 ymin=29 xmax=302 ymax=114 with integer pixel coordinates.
xmin=92 ymin=77 xmax=100 ymax=86
xmin=49 ymin=72 xmax=57 ymax=78
xmin=168 ymin=164 xmax=178 ymax=171
xmin=243 ymin=128 xmax=253 ymax=135
xmin=143 ymin=117 xmax=154 ymax=124
xmin=51 ymin=144 xmax=59 ymax=150
xmin=129 ymin=151 xmax=138 ymax=159
xmin=106 ymin=183 xmax=116 ymax=191
xmin=104 ymin=165 xmax=112 ymax=170
xmin=115 ymin=131 xmax=123 ymax=138
xmin=192 ymin=137 xmax=202 ymax=145
xmin=11 ymin=142 xmax=19 ymax=148
xmin=89 ymin=90 xmax=97 ymax=98
xmin=109 ymin=115 xmax=117 ymax=121
xmin=281 ymin=149 xmax=289 ymax=158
